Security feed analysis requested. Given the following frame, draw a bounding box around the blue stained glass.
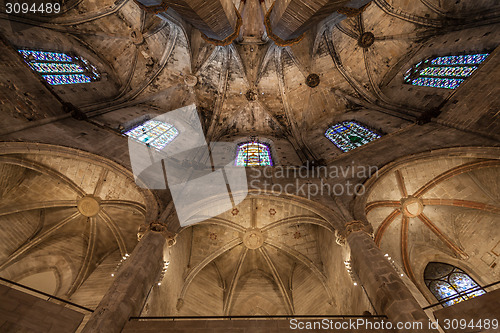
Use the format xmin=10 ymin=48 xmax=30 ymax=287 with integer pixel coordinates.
xmin=18 ymin=50 xmax=73 ymax=62
xmin=404 ymin=53 xmax=490 ymax=90
xmin=150 ymin=128 xmax=179 ymax=150
xmin=325 ymin=121 xmax=381 ymax=152
xmin=429 ymin=281 xmax=464 ymax=307
xmin=125 ymin=120 xmax=179 ymax=151
xmin=29 ymin=62 xmax=85 ymax=74
xmin=42 ymin=74 xmax=92 ymax=85
xmin=411 ymin=77 xmax=464 ymax=90
xmin=424 ymin=262 xmax=485 ymax=308
xmin=430 ymin=54 xmax=489 ymax=66
xmin=419 ymin=66 xmax=478 ymax=78
xmin=17 ymin=49 xmax=100 ymax=85
xmin=235 ymin=142 xmax=273 ymax=166
xmin=449 ymin=273 xmax=486 ymax=299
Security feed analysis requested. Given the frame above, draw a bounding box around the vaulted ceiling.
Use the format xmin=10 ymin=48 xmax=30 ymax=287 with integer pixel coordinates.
xmin=0 ymin=143 xmax=154 ymax=307
xmin=1 ymin=0 xmax=499 ymax=164
xmin=363 ymin=149 xmax=500 ymax=302
xmin=143 ymin=196 xmax=372 ymax=316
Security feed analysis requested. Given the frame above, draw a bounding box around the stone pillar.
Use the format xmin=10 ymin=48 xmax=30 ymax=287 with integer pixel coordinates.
xmin=132 ymin=0 xmax=168 ymax=14
xmin=342 ymin=221 xmax=437 ymax=333
xmin=81 ymin=222 xmax=176 ymax=333
xmin=267 ymin=0 xmax=371 ymax=44
xmin=133 ymin=0 xmax=240 ymax=43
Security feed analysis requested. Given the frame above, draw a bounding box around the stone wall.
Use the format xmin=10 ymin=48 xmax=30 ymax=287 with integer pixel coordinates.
xmin=437 ymin=49 xmax=500 ymax=140
xmin=0 ymin=284 xmax=84 ymax=333
xmin=0 ymin=37 xmax=64 ymax=130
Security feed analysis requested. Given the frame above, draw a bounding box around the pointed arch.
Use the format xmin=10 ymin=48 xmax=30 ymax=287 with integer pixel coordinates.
xmin=424 ymin=262 xmax=485 ymax=307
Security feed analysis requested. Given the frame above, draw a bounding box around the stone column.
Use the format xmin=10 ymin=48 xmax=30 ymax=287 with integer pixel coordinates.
xmin=132 ymin=0 xmax=168 ymax=14
xmin=342 ymin=221 xmax=438 ymax=333
xmin=267 ymin=0 xmax=372 ymax=43
xmin=81 ymin=222 xmax=176 ymax=333
xmin=134 ymin=0 xmax=241 ymax=45
xmin=166 ymin=0 xmax=238 ymax=39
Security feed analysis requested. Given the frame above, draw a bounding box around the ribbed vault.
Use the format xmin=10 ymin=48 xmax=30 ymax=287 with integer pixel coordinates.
xmin=361 ymin=148 xmax=500 ymax=301
xmin=2 ymin=0 xmax=498 ymax=164
xmin=0 ymin=143 xmax=156 ymax=309
xmin=142 ymin=196 xmax=373 ymax=316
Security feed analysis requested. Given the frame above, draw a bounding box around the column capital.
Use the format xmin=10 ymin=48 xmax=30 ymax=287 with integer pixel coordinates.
xmin=266 ymin=0 xmax=372 ymax=44
xmin=264 ymin=2 xmax=305 ymax=47
xmin=345 ymin=220 xmax=373 ymax=237
xmin=336 ymin=220 xmax=373 ymax=245
xmin=335 ymin=229 xmax=347 ymax=246
xmin=163 ymin=0 xmax=239 ymax=43
xmin=133 ymin=0 xmax=168 ymax=14
xmin=200 ymin=4 xmax=243 ymax=46
xmin=138 ymin=221 xmax=177 ymax=246
xmin=337 ymin=2 xmax=372 ymax=17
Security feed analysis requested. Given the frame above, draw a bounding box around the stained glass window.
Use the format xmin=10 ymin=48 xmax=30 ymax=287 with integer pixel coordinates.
xmin=325 ymin=121 xmax=381 ymax=152
xmin=124 ymin=120 xmax=179 ymax=150
xmin=235 ymin=142 xmax=273 ymax=166
xmin=424 ymin=262 xmax=486 ymax=307
xmin=404 ymin=53 xmax=490 ymax=89
xmin=17 ymin=49 xmax=100 ymax=85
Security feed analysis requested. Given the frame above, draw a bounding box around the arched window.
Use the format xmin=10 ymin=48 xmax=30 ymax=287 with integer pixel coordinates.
xmin=235 ymin=142 xmax=273 ymax=166
xmin=424 ymin=262 xmax=486 ymax=307
xmin=124 ymin=120 xmax=179 ymax=150
xmin=17 ymin=49 xmax=100 ymax=85
xmin=325 ymin=121 xmax=381 ymax=152
xmin=404 ymin=53 xmax=490 ymax=89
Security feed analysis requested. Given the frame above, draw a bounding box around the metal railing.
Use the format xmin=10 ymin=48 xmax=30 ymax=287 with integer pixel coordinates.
xmin=130 ymin=314 xmax=388 ymax=321
xmin=0 ymin=276 xmax=94 ymax=313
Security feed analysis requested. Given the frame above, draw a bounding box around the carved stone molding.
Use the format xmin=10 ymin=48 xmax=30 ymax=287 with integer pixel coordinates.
xmin=245 ymin=89 xmax=258 ymax=101
xmin=358 ymin=32 xmax=375 ymax=48
xmin=335 ymin=229 xmax=346 ymax=246
xmin=401 ymin=196 xmax=424 ymax=218
xmin=138 ymin=221 xmax=177 ymax=246
xmin=306 ymin=74 xmax=320 ymax=88
xmin=184 ymin=74 xmax=198 ymax=87
xmin=130 ymin=29 xmax=144 ymax=45
xmin=335 ymin=221 xmax=373 ymax=245
xmin=243 ymin=228 xmax=265 ymax=250
xmin=77 ymin=195 xmax=101 ymax=217
xmin=345 ymin=220 xmax=373 ymax=238
xmin=335 ymin=220 xmax=373 ymax=246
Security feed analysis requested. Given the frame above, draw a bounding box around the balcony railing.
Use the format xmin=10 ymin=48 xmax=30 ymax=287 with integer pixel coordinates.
xmin=0 ymin=276 xmax=94 ymax=313
xmin=130 ymin=314 xmax=388 ymax=321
